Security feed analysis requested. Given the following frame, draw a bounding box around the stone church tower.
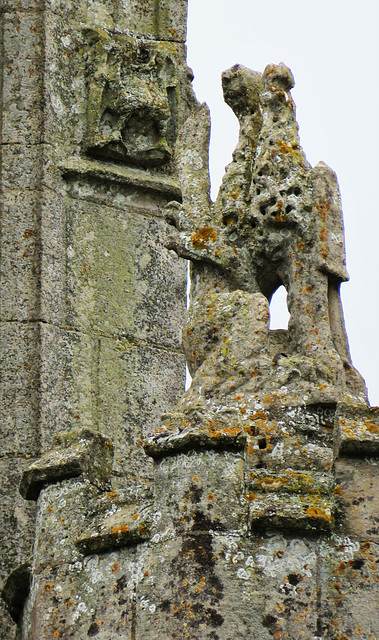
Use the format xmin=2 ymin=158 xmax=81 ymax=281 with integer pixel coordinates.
xmin=0 ymin=2 xmax=378 ymax=639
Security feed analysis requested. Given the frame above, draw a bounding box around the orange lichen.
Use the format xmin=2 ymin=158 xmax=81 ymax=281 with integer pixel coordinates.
xmin=111 ymin=525 xmax=129 ymax=535
xmin=243 ymin=492 xmax=257 ymax=502
xmin=320 ymin=226 xmax=327 ymax=242
xmin=306 ymin=506 xmax=334 ymax=523
xmin=277 ymin=140 xmax=293 ymax=154
xmin=365 ymin=422 xmax=379 ymax=434
xmin=111 ymin=561 xmax=120 ymax=573
xmin=43 ymin=582 xmax=54 ymax=594
xmin=316 ymin=200 xmax=331 ymax=222
xmin=190 ymin=226 xmax=217 ymax=249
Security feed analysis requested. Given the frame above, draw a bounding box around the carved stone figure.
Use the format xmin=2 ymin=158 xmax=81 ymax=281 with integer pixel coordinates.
xmin=83 ymin=27 xmax=180 ymax=166
xmin=164 ymin=63 xmax=367 ymax=414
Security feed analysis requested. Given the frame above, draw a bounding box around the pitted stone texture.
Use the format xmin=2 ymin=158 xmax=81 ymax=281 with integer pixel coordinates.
xmin=166 ymin=64 xmax=367 ymax=410
xmin=20 ymin=429 xmax=113 ymax=500
xmin=0 ymin=459 xmax=36 ymax=640
xmin=0 ymin=323 xmax=41 ymax=456
xmin=98 ymin=336 xmax=185 ymax=486
xmin=1 ymin=9 xmax=44 ymax=145
xmin=0 ymin=190 xmax=41 ymax=321
xmin=153 ymin=450 xmax=247 ymax=535
xmin=320 ymin=537 xmax=379 ymax=639
xmin=335 ymin=458 xmax=379 ymax=543
xmin=64 ymin=195 xmax=186 ymax=348
xmin=39 ymin=323 xmax=97 ymax=446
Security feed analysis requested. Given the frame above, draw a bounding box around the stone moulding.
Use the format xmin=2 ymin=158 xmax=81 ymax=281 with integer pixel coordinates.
xmin=19 ymin=428 xmax=113 ymax=501
xmin=75 ymin=501 xmax=152 ymax=556
xmin=334 ymin=403 xmax=379 ymax=456
xmin=144 ymin=410 xmax=247 ymax=458
xmin=59 ymin=156 xmax=182 ymax=200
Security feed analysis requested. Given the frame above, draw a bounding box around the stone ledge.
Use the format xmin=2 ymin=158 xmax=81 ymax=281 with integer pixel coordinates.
xmin=248 ymin=492 xmax=336 ymax=532
xmin=19 ymin=428 xmax=113 ymax=500
xmin=60 ymin=156 xmax=181 ymax=200
xmin=334 ymin=403 xmax=379 ymax=457
xmin=144 ymin=424 xmax=246 ymax=459
xmin=75 ymin=489 xmax=153 ymax=555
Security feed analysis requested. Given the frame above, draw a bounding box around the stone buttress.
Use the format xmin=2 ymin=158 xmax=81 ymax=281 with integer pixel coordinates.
xmin=0 ymin=0 xmax=193 ymax=637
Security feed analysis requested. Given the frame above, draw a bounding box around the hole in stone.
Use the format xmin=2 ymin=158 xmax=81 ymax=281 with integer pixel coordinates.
xmin=286 ymin=204 xmax=294 ymax=213
xmin=293 ymin=186 xmax=301 ymax=196
xmin=258 ymin=437 xmax=267 ymax=449
xmin=350 ymin=558 xmax=365 ymax=570
xmin=269 ymin=285 xmax=290 ymax=330
xmin=288 ymin=573 xmax=301 ymax=586
xmin=137 ymin=45 xmax=150 ymax=63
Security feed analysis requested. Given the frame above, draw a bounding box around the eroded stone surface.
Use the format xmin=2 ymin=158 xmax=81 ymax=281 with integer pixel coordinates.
xmin=2 ymin=0 xmax=379 ymax=637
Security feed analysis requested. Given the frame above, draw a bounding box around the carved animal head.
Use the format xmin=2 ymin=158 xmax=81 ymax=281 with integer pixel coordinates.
xmin=83 ymin=27 xmax=179 ymax=167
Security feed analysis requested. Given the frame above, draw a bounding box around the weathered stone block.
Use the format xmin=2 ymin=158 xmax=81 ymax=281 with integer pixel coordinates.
xmin=320 ymin=537 xmax=379 ymax=639
xmin=334 ymin=402 xmax=379 ymax=456
xmin=0 ymin=459 xmax=36 ymax=579
xmin=0 ymin=190 xmax=42 ymax=321
xmin=137 ymin=532 xmax=321 ymax=639
xmin=39 ymin=323 xmax=97 ymax=446
xmin=0 ymin=144 xmax=43 ymax=191
xmin=20 ymin=428 xmax=113 ymax=500
xmin=0 ymin=322 xmax=40 ymax=456
xmin=335 ymin=458 xmax=379 ymax=542
xmin=83 ymin=0 xmax=188 ymax=42
xmin=21 ymin=547 xmax=138 ymax=640
xmin=98 ymin=336 xmax=185 ymax=485
xmin=76 ymin=488 xmax=153 ymax=555
xmin=1 ymin=11 xmax=44 ymax=144
xmin=31 ymin=479 xmax=101 ymax=570
xmin=40 ymin=188 xmax=67 ymax=325
xmin=64 ymin=195 xmax=186 ymax=347
xmin=153 ymin=450 xmax=246 ymax=534
xmin=0 ymin=457 xmax=36 ymax=637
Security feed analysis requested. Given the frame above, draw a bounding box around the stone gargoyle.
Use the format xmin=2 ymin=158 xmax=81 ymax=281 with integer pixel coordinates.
xmin=82 ymin=27 xmax=180 ymax=167
xmin=150 ymin=62 xmax=368 ymax=454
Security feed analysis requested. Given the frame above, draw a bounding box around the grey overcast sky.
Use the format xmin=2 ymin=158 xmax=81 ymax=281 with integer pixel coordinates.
xmin=186 ymin=0 xmax=379 ymax=405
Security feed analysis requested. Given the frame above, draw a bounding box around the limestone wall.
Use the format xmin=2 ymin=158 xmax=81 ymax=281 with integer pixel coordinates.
xmin=0 ymin=2 xmax=192 ymax=637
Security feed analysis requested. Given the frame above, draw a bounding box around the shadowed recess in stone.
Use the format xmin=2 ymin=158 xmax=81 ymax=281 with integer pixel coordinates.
xmin=20 ymin=429 xmax=113 ymax=501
